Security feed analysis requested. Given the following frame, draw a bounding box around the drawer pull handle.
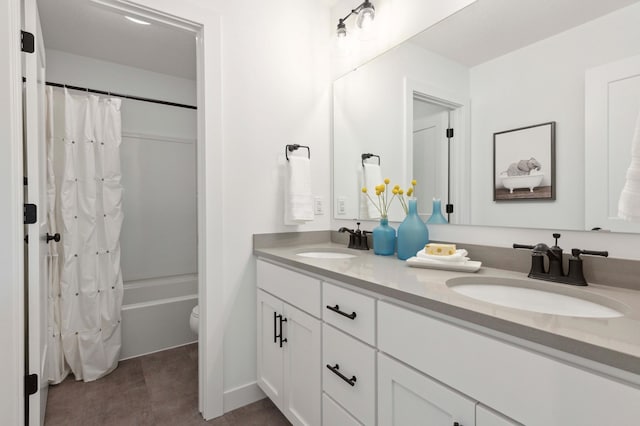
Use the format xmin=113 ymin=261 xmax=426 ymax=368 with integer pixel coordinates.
xmin=326 ymin=304 xmax=357 ymax=320
xmin=326 ymin=363 xmax=357 ymax=387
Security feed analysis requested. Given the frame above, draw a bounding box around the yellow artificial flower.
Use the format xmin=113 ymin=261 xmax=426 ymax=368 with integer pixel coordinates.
xmin=411 ymin=179 xmax=417 ymax=186
xmin=361 ymin=187 xmax=367 ymax=193
xmin=384 ymin=178 xmax=390 ymax=184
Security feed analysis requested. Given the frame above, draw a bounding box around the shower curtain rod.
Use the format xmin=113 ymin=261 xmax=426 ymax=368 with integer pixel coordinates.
xmin=45 ymin=81 xmax=197 ymax=110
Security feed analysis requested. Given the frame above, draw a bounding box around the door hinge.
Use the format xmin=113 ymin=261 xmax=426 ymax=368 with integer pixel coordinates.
xmin=24 ymin=204 xmax=37 ymax=224
xmin=21 ymin=31 xmax=34 ymax=53
xmin=25 ymin=374 xmax=38 ymax=396
xmin=446 ymin=203 xmax=454 ymax=214
xmin=23 ymin=177 xmax=28 ymax=186
xmin=446 ymin=128 xmax=454 ymax=138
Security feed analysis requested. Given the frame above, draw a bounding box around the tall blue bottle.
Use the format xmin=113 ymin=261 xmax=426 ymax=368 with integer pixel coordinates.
xmin=396 ymin=199 xmax=429 ymax=260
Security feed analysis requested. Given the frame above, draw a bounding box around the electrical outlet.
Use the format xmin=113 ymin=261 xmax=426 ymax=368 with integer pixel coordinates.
xmin=337 ymin=197 xmax=346 ymax=215
xmin=314 ymin=196 xmax=324 ymax=215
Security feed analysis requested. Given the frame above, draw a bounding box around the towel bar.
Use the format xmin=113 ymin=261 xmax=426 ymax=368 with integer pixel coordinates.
xmin=361 ymin=153 xmax=380 ymax=167
xmin=285 ymin=144 xmax=310 ymax=161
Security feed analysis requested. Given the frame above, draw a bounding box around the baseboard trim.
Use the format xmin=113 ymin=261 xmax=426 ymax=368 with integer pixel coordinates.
xmin=223 ymin=381 xmax=266 ymax=413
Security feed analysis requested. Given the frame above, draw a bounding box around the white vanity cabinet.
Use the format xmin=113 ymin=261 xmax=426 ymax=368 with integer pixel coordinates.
xmin=257 ymin=261 xmax=321 ymax=426
xmin=378 ymin=353 xmax=475 ymax=426
xmin=378 ymin=301 xmax=640 ymax=425
xmin=256 ymin=258 xmax=640 ymax=426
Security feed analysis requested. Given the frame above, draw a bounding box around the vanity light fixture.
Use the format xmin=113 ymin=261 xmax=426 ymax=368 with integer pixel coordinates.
xmin=125 ymin=15 xmax=151 ymax=25
xmin=336 ymin=0 xmax=375 ymax=38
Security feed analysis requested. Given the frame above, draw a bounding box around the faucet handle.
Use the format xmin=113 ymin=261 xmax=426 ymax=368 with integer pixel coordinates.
xmin=571 ymin=248 xmax=608 ymax=258
xmin=552 ymin=233 xmax=561 ymax=248
xmin=513 ymin=243 xmax=535 ymax=250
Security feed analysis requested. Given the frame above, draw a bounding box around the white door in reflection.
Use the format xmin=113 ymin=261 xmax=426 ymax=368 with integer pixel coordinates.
xmin=412 ymin=99 xmax=451 ymax=218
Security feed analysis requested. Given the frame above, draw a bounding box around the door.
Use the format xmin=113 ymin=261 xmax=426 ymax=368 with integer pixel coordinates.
xmin=378 ymin=353 xmax=475 ymax=426
xmin=23 ymin=0 xmax=48 ymax=424
xmin=257 ymin=290 xmax=285 ymax=408
xmin=282 ymin=303 xmax=321 ymax=426
xmin=585 ymin=54 xmax=640 ymax=232
xmin=412 ymin=105 xmax=450 ymax=217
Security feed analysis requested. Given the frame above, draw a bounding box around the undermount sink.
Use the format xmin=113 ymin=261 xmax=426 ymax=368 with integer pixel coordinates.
xmin=446 ymin=277 xmax=626 ymax=318
xmin=296 ymin=250 xmax=357 ymax=259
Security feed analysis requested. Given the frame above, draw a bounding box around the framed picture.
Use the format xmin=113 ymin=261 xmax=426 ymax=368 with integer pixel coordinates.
xmin=493 ymin=122 xmax=556 ymax=201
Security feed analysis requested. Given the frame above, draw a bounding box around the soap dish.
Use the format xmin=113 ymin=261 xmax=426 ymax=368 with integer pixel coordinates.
xmin=406 ymin=257 xmax=482 ymax=273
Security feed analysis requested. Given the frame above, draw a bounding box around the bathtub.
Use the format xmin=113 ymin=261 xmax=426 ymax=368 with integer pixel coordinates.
xmin=120 ymin=274 xmax=198 ymax=360
xmin=500 ymin=172 xmax=544 ymax=193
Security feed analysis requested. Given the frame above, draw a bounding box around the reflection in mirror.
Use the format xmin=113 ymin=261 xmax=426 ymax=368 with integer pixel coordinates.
xmin=333 ymin=0 xmax=640 ymax=232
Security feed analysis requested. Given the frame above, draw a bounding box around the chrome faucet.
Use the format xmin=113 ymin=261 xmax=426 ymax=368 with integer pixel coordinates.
xmin=514 ymin=233 xmax=608 ymax=286
xmin=338 ymin=222 xmax=370 ymax=250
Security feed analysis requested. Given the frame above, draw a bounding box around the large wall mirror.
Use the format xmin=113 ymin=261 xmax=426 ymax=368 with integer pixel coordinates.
xmin=333 ymin=0 xmax=640 ymax=232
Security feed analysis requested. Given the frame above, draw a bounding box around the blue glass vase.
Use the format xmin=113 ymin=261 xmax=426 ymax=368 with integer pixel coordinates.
xmin=397 ymin=199 xmax=429 ymax=260
xmin=372 ymin=217 xmax=396 ymax=256
xmin=426 ymin=198 xmax=448 ymax=224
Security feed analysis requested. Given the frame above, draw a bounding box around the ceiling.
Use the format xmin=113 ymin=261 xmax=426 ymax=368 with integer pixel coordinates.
xmin=37 ymin=0 xmax=196 ymax=80
xmin=411 ymin=0 xmax=639 ymax=66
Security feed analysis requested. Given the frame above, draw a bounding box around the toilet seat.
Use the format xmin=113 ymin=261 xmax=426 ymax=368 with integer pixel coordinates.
xmin=190 ymin=305 xmax=199 ymax=335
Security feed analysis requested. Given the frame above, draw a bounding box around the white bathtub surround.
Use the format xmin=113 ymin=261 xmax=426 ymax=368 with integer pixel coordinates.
xmin=54 ymin=89 xmax=124 ymax=382
xmin=499 ymin=170 xmax=544 ymax=194
xmin=618 ymin=107 xmax=640 ymax=222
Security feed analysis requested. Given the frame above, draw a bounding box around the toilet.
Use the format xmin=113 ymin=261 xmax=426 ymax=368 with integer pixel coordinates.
xmin=190 ymin=305 xmax=199 ymax=335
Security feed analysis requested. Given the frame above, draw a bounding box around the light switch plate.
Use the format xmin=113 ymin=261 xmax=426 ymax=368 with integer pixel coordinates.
xmin=337 ymin=197 xmax=346 ymax=215
xmin=314 ymin=196 xmax=324 ymax=215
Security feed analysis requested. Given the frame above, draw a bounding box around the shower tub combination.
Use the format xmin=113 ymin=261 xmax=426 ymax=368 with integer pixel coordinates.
xmin=499 ymin=171 xmax=544 ymax=193
xmin=121 ymin=274 xmax=198 ymax=359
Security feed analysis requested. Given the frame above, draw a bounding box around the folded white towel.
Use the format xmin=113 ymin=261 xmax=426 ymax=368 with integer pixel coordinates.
xmin=363 ymin=163 xmax=382 ymax=219
xmin=618 ymin=107 xmax=640 ymax=222
xmin=285 ymin=156 xmax=314 ymax=224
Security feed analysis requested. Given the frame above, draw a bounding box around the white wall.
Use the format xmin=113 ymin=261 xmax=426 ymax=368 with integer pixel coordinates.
xmin=216 ymin=0 xmax=332 ymax=399
xmin=333 ymin=41 xmax=469 ymax=221
xmin=469 ymin=3 xmax=640 ymax=230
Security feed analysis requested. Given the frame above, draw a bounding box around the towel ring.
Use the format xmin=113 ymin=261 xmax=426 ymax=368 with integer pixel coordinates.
xmin=286 ymin=144 xmax=311 ymax=161
xmin=361 ymin=153 xmax=380 ymax=167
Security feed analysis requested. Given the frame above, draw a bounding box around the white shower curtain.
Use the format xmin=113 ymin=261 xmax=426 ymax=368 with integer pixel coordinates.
xmin=51 ymin=89 xmax=124 ymax=382
xmin=46 ymin=87 xmax=68 ymax=384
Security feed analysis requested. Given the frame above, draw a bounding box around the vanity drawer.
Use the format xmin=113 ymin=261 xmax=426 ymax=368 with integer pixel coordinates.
xmin=323 ymin=282 xmax=375 ymax=345
xmin=322 ymin=324 xmax=375 ymax=425
xmin=322 ymin=393 xmax=362 ymax=426
xmin=257 ymin=260 xmax=321 ymax=318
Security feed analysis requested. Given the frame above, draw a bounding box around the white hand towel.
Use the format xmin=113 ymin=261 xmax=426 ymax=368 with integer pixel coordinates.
xmin=285 ymin=156 xmax=314 ymax=224
xmin=363 ymin=163 xmax=382 ymax=219
xmin=618 ymin=107 xmax=640 ymax=222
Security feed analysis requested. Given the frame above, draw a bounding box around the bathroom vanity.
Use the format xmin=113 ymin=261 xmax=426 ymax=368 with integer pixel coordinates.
xmin=254 ymin=234 xmax=640 ymax=426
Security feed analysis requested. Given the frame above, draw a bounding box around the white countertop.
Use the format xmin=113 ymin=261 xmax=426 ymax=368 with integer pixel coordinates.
xmin=254 ymin=241 xmax=640 ymax=377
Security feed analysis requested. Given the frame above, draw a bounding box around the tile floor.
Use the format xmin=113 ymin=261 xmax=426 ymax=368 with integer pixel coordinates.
xmin=44 ymin=344 xmax=290 ymax=426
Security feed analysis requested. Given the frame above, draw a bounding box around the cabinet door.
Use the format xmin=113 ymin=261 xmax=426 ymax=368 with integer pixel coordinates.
xmin=283 ymin=303 xmax=321 ymax=426
xmin=257 ymin=290 xmax=284 ymax=408
xmin=476 ymin=405 xmax=521 ymax=426
xmin=378 ymin=353 xmax=475 ymax=426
